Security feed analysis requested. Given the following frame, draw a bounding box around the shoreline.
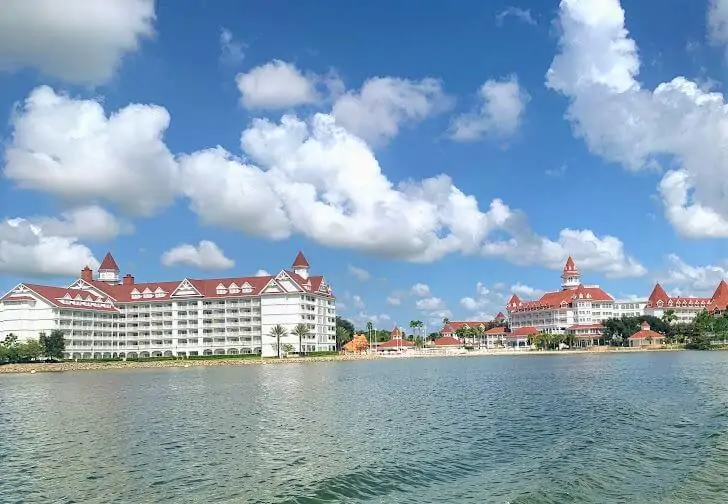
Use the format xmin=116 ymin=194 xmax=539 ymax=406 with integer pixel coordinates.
xmin=0 ymin=346 xmax=686 ymax=375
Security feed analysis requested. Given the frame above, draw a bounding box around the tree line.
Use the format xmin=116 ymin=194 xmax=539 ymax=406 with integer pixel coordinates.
xmin=0 ymin=330 xmax=66 ymax=364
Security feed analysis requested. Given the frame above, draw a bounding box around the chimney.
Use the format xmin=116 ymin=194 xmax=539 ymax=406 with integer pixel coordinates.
xmin=123 ymin=274 xmax=135 ymax=286
xmin=81 ymin=266 xmax=93 ymax=282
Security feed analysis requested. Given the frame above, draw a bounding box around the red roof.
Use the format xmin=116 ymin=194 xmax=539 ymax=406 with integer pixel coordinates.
xmin=292 ymin=251 xmax=310 ymax=268
xmin=99 ymin=252 xmax=119 ymax=271
xmin=707 ymin=280 xmax=728 ymax=312
xmin=17 ymin=284 xmax=119 ymax=312
xmin=377 ymin=338 xmax=414 ymax=349
xmin=646 ymin=282 xmax=709 ymax=309
xmin=510 ymin=326 xmax=539 ymax=337
xmin=433 ymin=336 xmax=462 ymax=347
xmin=507 ymin=284 xmax=613 ymax=313
xmin=485 ymin=326 xmax=507 ymax=335
xmin=495 ymin=312 xmax=506 ymax=320
xmin=0 ymin=269 xmax=334 ymax=313
xmin=562 ymin=256 xmax=579 ymax=276
xmin=629 ymin=322 xmax=664 ymax=341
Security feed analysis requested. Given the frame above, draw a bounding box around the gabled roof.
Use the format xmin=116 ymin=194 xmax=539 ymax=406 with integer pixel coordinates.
xmin=645 ymin=282 xmax=709 ymax=308
xmin=441 ymin=321 xmax=487 ymax=334
xmin=292 ymin=251 xmax=310 ymax=268
xmin=99 ymin=252 xmax=119 ymax=271
xmin=4 ymin=284 xmax=120 ymax=312
xmin=629 ymin=322 xmax=664 ymax=341
xmin=433 ymin=336 xmax=462 ymax=347
xmin=509 ymin=326 xmax=539 ymax=337
xmin=507 ymin=284 xmax=613 ymax=313
xmin=707 ymin=280 xmax=728 ymax=312
xmin=485 ymin=326 xmax=508 ymax=335
xmin=495 ymin=312 xmax=506 ymax=320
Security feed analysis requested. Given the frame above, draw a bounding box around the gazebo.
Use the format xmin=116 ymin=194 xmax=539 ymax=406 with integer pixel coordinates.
xmin=377 ymin=326 xmax=414 ymax=352
xmin=628 ymin=321 xmax=665 ymax=347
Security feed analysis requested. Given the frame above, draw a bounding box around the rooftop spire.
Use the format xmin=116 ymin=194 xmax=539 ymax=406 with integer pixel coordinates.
xmin=99 ymin=252 xmax=119 ymax=271
xmin=292 ymin=251 xmax=310 ymax=269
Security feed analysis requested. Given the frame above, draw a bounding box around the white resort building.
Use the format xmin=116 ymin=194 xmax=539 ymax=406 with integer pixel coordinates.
xmin=0 ymin=251 xmax=337 ymax=359
xmin=506 ymin=257 xmax=622 ymax=344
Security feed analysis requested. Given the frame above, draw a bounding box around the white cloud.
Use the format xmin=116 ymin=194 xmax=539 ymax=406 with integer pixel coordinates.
xmin=410 ymin=283 xmax=431 ymax=297
xmin=348 ymin=265 xmax=371 ymax=281
xmin=0 ymin=0 xmax=154 ymax=85
xmin=659 ymin=254 xmax=728 ymax=294
xmin=482 ymin=210 xmax=646 ymax=278
xmin=510 ymin=283 xmax=545 ymax=298
xmin=496 ymin=7 xmax=537 ymax=26
xmin=416 ymin=296 xmax=446 ymax=311
xmin=352 ymin=311 xmax=391 ymax=326
xmin=220 ymin=28 xmax=244 ymax=64
xmin=708 ymin=0 xmax=728 ymax=48
xmin=31 ymin=205 xmax=133 ymax=242
xmin=236 ymin=60 xmax=321 ymax=109
xmin=161 ymin=240 xmax=235 ymax=271
xmin=459 ymin=281 xmax=508 ymax=317
xmin=255 ymin=269 xmax=270 ymax=277
xmin=547 ymin=0 xmax=728 ymax=240
xmin=450 ymin=76 xmax=530 ymax=141
xmin=332 ymin=77 xmax=451 ymax=145
xmin=5 ymin=86 xmax=179 ymax=217
xmin=386 ymin=295 xmax=401 ymax=306
xmin=0 ymin=217 xmax=98 ymax=277
xmin=179 ymin=113 xmax=516 ymax=263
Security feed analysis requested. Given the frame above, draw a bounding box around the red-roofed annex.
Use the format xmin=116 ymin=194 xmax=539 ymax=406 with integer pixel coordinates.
xmin=0 ymin=252 xmax=336 ymax=359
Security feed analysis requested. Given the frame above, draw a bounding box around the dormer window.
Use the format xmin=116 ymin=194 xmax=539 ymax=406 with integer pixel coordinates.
xmin=657 ymin=300 xmax=663 ymax=307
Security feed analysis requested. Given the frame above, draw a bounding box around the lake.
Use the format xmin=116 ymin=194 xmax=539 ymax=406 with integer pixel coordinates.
xmin=1 ymin=352 xmax=728 ymax=503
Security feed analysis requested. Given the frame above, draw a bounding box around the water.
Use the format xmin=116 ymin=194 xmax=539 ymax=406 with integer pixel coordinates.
xmin=2 ymin=352 xmax=728 ymax=503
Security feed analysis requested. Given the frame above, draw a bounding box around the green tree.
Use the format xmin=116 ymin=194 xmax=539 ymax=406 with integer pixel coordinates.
xmin=442 ymin=317 xmax=450 ymax=327
xmin=39 ymin=330 xmax=66 ymax=360
xmin=336 ymin=316 xmax=355 ymax=336
xmin=1 ymin=334 xmax=20 ymax=363
xmin=282 ymin=343 xmax=295 ymax=356
xmin=335 ymin=326 xmax=351 ymax=351
xmin=269 ymin=324 xmax=288 ymax=359
xmin=292 ymin=323 xmax=311 ymax=355
xmin=18 ymin=339 xmax=43 ymax=361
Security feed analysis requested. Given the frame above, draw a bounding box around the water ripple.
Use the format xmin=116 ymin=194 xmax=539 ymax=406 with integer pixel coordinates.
xmin=2 ymin=352 xmax=728 ymax=503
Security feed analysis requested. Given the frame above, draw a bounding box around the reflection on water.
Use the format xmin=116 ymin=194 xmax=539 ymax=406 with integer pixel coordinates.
xmin=2 ymin=352 xmax=728 ymax=503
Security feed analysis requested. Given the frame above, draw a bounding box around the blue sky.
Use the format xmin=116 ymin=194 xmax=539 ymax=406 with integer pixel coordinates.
xmin=3 ymin=0 xmax=728 ymax=329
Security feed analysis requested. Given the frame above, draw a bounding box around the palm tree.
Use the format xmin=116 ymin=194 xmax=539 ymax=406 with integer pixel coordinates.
xmin=366 ymin=321 xmax=374 ymax=347
xmin=292 ymin=323 xmax=310 ymax=355
xmin=409 ymin=320 xmax=417 ymax=340
xmin=442 ymin=317 xmax=450 ymax=326
xmin=269 ymin=324 xmax=287 ymax=358
xmin=416 ymin=320 xmax=424 ymax=340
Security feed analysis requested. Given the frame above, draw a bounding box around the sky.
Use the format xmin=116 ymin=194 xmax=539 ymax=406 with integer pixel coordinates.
xmin=4 ymin=0 xmax=728 ymax=330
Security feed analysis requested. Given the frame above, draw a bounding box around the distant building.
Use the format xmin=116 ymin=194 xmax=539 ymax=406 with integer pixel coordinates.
xmin=506 ymin=257 xmax=616 ymax=338
xmin=0 ymin=251 xmax=337 ymax=359
xmin=377 ymin=326 xmax=414 ymax=352
xmin=628 ymin=321 xmax=665 ymax=347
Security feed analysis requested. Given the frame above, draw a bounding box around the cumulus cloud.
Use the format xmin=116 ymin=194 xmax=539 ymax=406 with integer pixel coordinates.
xmin=236 ymin=60 xmax=323 ymax=109
xmin=31 ymin=205 xmax=133 ymax=242
xmin=0 ymin=0 xmax=155 ymax=84
xmin=450 ymin=76 xmax=530 ymax=141
xmin=0 ymin=218 xmax=98 ymax=277
xmin=547 ymin=0 xmax=728 ymax=240
xmin=658 ymin=253 xmax=728 ymax=294
xmin=161 ymin=240 xmax=235 ymax=271
xmin=2 ymin=76 xmax=644 ymax=275
xmin=255 ymin=269 xmax=270 ymax=277
xmin=410 ymin=283 xmax=431 ymax=297
xmin=5 ymin=86 xmax=178 ymax=216
xmin=332 ymin=77 xmax=452 ymax=145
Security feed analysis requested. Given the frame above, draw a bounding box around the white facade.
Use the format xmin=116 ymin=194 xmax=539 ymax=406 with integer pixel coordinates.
xmin=0 ymin=252 xmax=336 ymax=359
xmin=507 ymin=257 xmax=617 ymax=335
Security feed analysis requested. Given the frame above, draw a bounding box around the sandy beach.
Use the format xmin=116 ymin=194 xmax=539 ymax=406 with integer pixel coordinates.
xmin=0 ymin=346 xmax=684 ymax=375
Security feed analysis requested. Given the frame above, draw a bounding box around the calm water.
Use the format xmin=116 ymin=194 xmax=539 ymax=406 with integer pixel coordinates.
xmin=2 ymin=352 xmax=728 ymax=503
